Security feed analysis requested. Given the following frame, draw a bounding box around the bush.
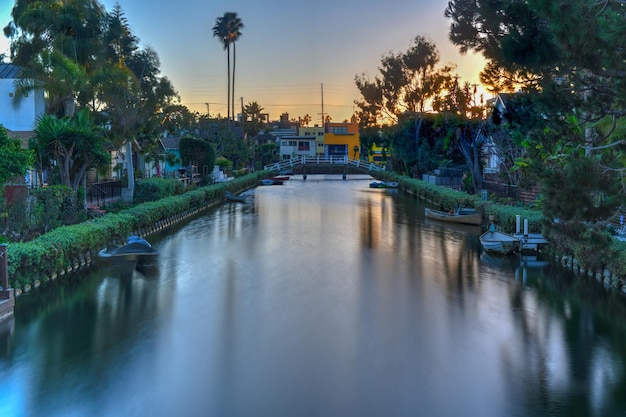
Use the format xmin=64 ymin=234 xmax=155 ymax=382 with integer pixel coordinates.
xmin=134 ymin=177 xmax=184 ymax=203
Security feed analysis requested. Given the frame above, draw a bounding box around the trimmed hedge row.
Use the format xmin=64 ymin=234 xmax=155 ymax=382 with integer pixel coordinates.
xmin=7 ymin=171 xmax=267 ymax=290
xmin=374 ymin=171 xmax=626 ymax=280
xmin=375 ymin=171 xmax=542 ymax=230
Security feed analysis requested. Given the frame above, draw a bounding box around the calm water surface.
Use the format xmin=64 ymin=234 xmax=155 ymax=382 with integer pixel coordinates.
xmin=1 ymin=174 xmax=626 ymax=417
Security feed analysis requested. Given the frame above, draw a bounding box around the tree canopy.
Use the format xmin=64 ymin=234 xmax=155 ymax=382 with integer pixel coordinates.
xmin=446 ymin=0 xmax=626 ymax=251
xmin=354 ymin=36 xmax=459 ymax=125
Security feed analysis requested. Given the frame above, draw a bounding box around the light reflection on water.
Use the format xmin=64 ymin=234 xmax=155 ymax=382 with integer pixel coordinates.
xmin=1 ymin=174 xmax=626 ymax=417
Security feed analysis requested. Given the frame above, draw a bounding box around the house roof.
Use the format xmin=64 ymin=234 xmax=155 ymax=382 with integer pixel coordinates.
xmin=160 ymin=136 xmax=181 ymax=150
xmin=6 ymin=129 xmax=33 ymax=149
xmin=0 ymin=63 xmax=23 ymax=79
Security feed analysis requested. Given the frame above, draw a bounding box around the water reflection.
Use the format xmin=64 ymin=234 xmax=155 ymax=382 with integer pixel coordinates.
xmin=2 ymin=175 xmax=626 ymax=416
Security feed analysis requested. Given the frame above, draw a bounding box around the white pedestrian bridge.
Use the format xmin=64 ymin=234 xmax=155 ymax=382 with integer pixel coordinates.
xmin=264 ymin=155 xmax=386 ymax=174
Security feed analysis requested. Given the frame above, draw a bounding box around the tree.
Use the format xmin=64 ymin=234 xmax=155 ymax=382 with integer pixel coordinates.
xmin=445 ymin=0 xmax=626 ymax=255
xmin=179 ymin=137 xmax=216 ymax=179
xmin=242 ymin=101 xmax=265 ymax=137
xmin=0 ymin=127 xmax=34 ymax=187
xmin=32 ymin=109 xmax=109 ymax=201
xmin=354 ymin=36 xmax=456 ymax=125
xmin=97 ymin=5 xmax=179 ymax=201
xmin=300 ymin=114 xmax=312 ymax=127
xmin=213 ymin=12 xmax=244 ymax=129
xmin=5 ymin=0 xmax=108 ymax=116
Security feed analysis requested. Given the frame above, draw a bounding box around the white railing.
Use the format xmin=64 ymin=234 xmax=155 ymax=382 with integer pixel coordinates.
xmin=264 ymin=156 xmax=385 ymax=173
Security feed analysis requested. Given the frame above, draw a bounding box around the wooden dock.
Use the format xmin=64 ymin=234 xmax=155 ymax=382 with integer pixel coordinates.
xmin=513 ymin=233 xmax=550 ymax=251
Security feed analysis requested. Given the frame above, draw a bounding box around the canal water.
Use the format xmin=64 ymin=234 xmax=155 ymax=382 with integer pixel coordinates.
xmin=1 ymin=174 xmax=626 ymax=417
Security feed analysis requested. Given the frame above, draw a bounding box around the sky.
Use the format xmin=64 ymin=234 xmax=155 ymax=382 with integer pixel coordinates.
xmin=0 ymin=0 xmax=487 ymax=124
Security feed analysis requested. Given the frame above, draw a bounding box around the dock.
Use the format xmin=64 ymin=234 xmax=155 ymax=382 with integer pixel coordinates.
xmin=513 ymin=233 xmax=550 ymax=251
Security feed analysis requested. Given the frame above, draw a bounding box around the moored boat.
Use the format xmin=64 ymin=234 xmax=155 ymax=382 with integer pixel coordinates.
xmin=424 ymin=207 xmax=482 ymax=226
xmin=260 ymin=179 xmax=284 ymax=185
xmin=479 ymin=230 xmax=520 ymax=255
xmin=369 ymin=181 xmax=387 ymax=188
xmin=226 ymin=191 xmax=247 ymax=202
xmin=98 ymin=236 xmax=158 ymax=263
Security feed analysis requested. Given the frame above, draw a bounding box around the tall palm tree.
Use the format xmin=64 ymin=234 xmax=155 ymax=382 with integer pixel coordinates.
xmin=212 ymin=12 xmax=243 ymax=128
xmin=228 ymin=14 xmax=243 ymax=125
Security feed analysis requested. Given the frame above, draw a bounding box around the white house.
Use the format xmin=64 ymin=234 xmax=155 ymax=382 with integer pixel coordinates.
xmin=0 ymin=63 xmax=45 ymax=134
xmin=0 ymin=63 xmax=46 ymax=186
xmin=279 ymin=135 xmax=317 ymax=160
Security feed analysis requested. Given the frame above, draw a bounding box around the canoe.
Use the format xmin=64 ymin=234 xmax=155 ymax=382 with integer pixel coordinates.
xmin=424 ymin=207 xmax=482 ymax=226
xmin=479 ymin=230 xmax=520 ymax=255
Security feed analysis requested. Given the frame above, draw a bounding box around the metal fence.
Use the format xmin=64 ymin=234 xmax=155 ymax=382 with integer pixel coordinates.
xmin=88 ymin=180 xmax=122 ymax=207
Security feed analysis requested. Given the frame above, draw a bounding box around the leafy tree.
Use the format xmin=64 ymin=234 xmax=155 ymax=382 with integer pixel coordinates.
xmin=179 ymin=137 xmax=216 ymax=178
xmin=445 ymin=0 xmax=626 ymax=248
xmin=5 ymin=0 xmax=107 ymax=116
xmin=96 ymin=5 xmax=179 ymax=200
xmin=0 ymin=126 xmax=34 ymax=187
xmin=354 ymin=36 xmax=456 ymax=125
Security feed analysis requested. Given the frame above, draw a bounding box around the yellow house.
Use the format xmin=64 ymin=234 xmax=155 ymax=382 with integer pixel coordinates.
xmin=368 ymin=143 xmax=390 ymax=164
xmin=324 ymin=116 xmax=360 ymax=159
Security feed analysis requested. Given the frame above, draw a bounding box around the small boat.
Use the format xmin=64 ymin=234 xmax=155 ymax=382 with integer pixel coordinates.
xmin=369 ymin=181 xmax=387 ymax=188
xmin=260 ymin=179 xmax=283 ymax=185
xmin=479 ymin=230 xmax=520 ymax=255
xmin=270 ymin=175 xmax=290 ymax=181
xmin=424 ymin=207 xmax=482 ymax=226
xmin=98 ymin=235 xmax=158 ymax=262
xmin=226 ymin=192 xmax=247 ymax=202
xmin=369 ymin=180 xmax=398 ymax=189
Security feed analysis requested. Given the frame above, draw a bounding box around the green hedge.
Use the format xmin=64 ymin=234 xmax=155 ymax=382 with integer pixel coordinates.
xmin=374 ymin=171 xmax=626 ymax=278
xmin=6 ymin=171 xmax=267 ymax=289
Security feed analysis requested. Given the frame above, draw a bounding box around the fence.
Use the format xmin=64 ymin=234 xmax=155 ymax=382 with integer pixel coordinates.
xmin=481 ymin=181 xmax=518 ymax=200
xmin=88 ymin=180 xmax=122 ymax=207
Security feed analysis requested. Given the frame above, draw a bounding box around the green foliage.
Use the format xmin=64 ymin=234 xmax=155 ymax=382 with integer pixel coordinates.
xmin=179 ymin=136 xmax=217 ymax=174
xmin=354 ymin=35 xmax=458 ymax=125
xmin=30 ymin=185 xmax=76 ymax=232
xmin=134 ymin=177 xmax=184 ymax=203
xmin=0 ymin=126 xmax=34 ymax=186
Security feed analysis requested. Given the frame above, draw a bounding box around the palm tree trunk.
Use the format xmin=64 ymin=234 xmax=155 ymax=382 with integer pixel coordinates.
xmin=232 ymin=41 xmax=236 ymax=126
xmin=227 ymin=45 xmax=231 ymax=129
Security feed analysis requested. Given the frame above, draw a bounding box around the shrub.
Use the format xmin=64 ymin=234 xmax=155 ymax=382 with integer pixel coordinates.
xmin=134 ymin=177 xmax=184 ymax=203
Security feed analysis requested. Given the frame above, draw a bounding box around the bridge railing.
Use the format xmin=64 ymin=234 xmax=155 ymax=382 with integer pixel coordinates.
xmin=264 ymin=156 xmax=385 ymax=173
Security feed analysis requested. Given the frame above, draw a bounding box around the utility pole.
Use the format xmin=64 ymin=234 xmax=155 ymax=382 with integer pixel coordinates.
xmin=205 ymin=102 xmax=210 ymax=117
xmin=318 ymin=83 xmax=326 ymax=126
xmin=240 ymin=96 xmax=245 ymax=137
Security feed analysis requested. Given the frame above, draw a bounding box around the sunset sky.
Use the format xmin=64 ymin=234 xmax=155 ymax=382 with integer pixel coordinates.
xmin=1 ymin=0 xmax=487 ymax=124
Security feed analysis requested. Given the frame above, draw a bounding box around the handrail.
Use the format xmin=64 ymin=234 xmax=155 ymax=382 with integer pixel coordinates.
xmin=264 ymin=156 xmax=385 ymax=173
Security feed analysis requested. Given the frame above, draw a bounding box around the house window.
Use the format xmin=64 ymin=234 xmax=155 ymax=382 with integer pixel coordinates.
xmin=298 ymin=141 xmax=310 ymax=151
xmin=288 ymin=140 xmax=296 ymax=146
xmin=329 ymin=126 xmax=347 ymax=134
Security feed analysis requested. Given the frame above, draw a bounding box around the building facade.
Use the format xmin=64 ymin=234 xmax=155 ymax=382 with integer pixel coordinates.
xmin=323 ymin=117 xmax=360 ymax=160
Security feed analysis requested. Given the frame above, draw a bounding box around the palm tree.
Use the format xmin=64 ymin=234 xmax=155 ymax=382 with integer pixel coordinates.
xmin=212 ymin=12 xmax=243 ymax=128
